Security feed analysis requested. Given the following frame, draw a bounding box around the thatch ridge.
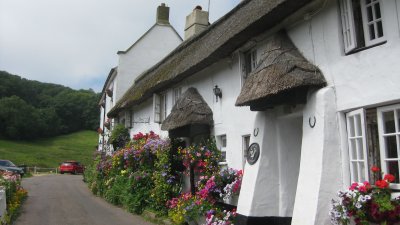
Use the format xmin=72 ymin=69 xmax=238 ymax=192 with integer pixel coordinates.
xmin=161 ymin=87 xmax=213 ymax=131
xmin=107 ymin=0 xmax=315 ymax=117
xmin=235 ymin=31 xmax=326 ymax=107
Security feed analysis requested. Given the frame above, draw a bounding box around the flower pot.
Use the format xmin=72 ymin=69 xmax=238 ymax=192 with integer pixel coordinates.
xmin=195 ymin=216 xmax=206 ymax=225
xmin=187 ymin=217 xmax=206 ymax=225
xmin=223 ymin=195 xmax=239 ymax=206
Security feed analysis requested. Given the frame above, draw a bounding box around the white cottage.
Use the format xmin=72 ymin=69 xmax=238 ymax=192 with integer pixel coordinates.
xmin=98 ymin=3 xmax=182 ymax=154
xmin=106 ymin=0 xmax=400 ymax=224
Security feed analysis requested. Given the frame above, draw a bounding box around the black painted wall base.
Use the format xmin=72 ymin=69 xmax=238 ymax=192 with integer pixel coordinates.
xmin=236 ymin=214 xmax=292 ymax=225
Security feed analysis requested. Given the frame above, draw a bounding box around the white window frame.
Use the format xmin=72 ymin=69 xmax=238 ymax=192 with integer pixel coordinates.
xmin=346 ymin=109 xmax=369 ymax=183
xmin=242 ymin=134 xmax=251 ymax=169
xmin=217 ymin=134 xmax=227 ymax=164
xmin=173 ymin=87 xmax=182 ymax=106
xmin=339 ymin=0 xmax=385 ymax=53
xmin=153 ymin=94 xmax=161 ymax=123
xmin=377 ymin=104 xmax=400 ymax=189
xmin=241 ymin=48 xmax=257 ymax=85
xmin=153 ymin=93 xmax=167 ymax=124
xmin=125 ymin=110 xmax=133 ymax=128
xmin=339 ymin=0 xmax=357 ymax=52
xmin=360 ymin=0 xmax=385 ymax=46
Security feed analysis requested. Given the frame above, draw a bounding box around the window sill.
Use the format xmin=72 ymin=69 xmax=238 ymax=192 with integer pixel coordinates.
xmin=345 ymin=41 xmax=387 ymax=55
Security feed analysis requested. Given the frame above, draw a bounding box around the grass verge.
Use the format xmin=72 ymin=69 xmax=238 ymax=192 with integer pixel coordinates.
xmin=0 ymin=130 xmax=98 ymax=168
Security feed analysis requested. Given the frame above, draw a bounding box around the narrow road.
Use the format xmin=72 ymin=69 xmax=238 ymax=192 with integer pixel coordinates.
xmin=15 ymin=174 xmax=156 ymax=225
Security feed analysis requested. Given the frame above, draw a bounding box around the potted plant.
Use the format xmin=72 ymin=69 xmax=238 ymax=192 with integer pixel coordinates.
xmin=330 ymin=167 xmax=400 ymax=225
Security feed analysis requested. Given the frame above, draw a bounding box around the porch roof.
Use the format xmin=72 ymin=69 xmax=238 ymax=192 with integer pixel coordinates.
xmin=235 ymin=31 xmax=326 ymax=111
xmin=107 ymin=0 xmax=315 ymax=117
xmin=161 ymin=87 xmax=213 ymax=131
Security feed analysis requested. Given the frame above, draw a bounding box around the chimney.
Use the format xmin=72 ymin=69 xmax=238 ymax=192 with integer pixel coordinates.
xmin=184 ymin=6 xmax=209 ymax=40
xmin=156 ymin=3 xmax=170 ymax=25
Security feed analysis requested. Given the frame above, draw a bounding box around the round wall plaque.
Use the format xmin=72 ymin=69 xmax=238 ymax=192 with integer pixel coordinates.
xmin=247 ymin=143 xmax=260 ymax=165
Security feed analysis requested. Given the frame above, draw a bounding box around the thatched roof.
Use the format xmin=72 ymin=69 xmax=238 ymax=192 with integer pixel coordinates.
xmin=235 ymin=31 xmax=326 ymax=111
xmin=107 ymin=0 xmax=315 ymax=117
xmin=161 ymin=87 xmax=213 ymax=131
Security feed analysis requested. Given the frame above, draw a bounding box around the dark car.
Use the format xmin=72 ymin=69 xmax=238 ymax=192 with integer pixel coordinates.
xmin=59 ymin=161 xmax=84 ymax=174
xmin=0 ymin=159 xmax=24 ymax=177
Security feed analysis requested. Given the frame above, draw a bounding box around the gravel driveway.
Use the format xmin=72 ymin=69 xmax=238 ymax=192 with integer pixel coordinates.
xmin=15 ymin=174 xmax=156 ymax=225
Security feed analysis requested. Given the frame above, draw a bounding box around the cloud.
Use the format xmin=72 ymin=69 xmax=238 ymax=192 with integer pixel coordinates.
xmin=0 ymin=0 xmax=240 ymax=91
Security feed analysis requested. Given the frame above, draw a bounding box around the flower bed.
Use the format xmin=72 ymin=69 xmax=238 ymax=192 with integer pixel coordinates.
xmin=0 ymin=171 xmax=28 ymax=225
xmin=330 ymin=167 xmax=400 ymax=225
xmin=85 ymin=132 xmax=243 ymax=224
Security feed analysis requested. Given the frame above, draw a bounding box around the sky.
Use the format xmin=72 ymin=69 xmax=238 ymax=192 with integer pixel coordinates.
xmin=0 ymin=0 xmax=240 ymax=92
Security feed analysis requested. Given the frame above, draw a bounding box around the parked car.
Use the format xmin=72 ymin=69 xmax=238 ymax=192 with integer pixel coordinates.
xmin=59 ymin=161 xmax=84 ymax=174
xmin=0 ymin=159 xmax=24 ymax=177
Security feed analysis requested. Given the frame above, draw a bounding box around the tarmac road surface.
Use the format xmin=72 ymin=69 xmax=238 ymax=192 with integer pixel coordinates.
xmin=15 ymin=174 xmax=155 ymax=225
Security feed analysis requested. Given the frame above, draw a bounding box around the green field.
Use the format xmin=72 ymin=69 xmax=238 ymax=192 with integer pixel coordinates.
xmin=0 ymin=130 xmax=98 ymax=168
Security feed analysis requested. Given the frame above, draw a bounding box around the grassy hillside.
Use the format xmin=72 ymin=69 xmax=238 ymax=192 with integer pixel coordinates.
xmin=0 ymin=130 xmax=98 ymax=168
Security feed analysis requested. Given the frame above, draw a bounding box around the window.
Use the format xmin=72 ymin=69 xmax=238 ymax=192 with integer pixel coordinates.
xmin=153 ymin=93 xmax=167 ymax=123
xmin=346 ymin=109 xmax=369 ymax=183
xmin=377 ymin=104 xmax=400 ymax=187
xmin=242 ymin=135 xmax=251 ymax=169
xmin=173 ymin=87 xmax=182 ymax=106
xmin=241 ymin=49 xmax=257 ymax=83
xmin=345 ymin=104 xmax=400 ymax=189
xmin=217 ymin=135 xmax=227 ymax=163
xmin=339 ymin=0 xmax=385 ymax=53
xmin=125 ymin=110 xmax=133 ymax=128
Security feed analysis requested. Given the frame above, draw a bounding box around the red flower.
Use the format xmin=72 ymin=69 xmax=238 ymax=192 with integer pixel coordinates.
xmin=375 ymin=180 xmax=389 ymax=189
xmin=384 ymin=174 xmax=396 ymax=183
xmin=371 ymin=166 xmax=380 ymax=173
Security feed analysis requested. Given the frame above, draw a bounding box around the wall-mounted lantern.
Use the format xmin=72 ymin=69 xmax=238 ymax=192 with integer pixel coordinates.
xmin=106 ymin=88 xmax=113 ymax=97
xmin=213 ymin=85 xmax=222 ymax=102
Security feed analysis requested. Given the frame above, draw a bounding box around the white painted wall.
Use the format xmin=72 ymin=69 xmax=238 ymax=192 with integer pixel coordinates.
xmin=116 ymin=25 xmax=182 ymax=102
xmin=237 ymin=106 xmax=304 ymax=218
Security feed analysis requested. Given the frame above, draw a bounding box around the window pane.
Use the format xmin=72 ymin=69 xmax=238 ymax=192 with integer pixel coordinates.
xmin=355 ymin=115 xmax=362 ymax=136
xmin=377 ymin=21 xmax=383 ymax=38
xmin=352 ymin=162 xmax=359 ymax=182
xmin=385 ymin=135 xmax=398 ymax=159
xmin=387 ymin=161 xmax=400 ymax=183
xmin=359 ymin=162 xmax=366 ymax=181
xmin=369 ymin=24 xmax=376 ymax=40
xmin=357 ymin=138 xmax=364 ymax=159
xmin=366 ymin=0 xmax=371 ymax=4
xmin=367 ymin=6 xmax=373 ymax=22
xmin=350 ymin=139 xmax=357 ymax=159
xmin=374 ymin=3 xmax=381 ymax=19
xmin=398 ymin=110 xmax=400 ymax=132
xmin=349 ymin=116 xmax=355 ymax=137
xmin=221 ymin=151 xmax=227 ymax=162
xmin=383 ymin=111 xmax=396 ymax=133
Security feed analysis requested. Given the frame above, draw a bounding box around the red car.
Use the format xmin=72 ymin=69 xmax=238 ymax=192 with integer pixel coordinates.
xmin=59 ymin=161 xmax=84 ymax=174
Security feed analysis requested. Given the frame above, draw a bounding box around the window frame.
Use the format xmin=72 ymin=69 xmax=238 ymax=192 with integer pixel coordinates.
xmin=173 ymin=87 xmax=182 ymax=106
xmin=360 ymin=0 xmax=385 ymax=46
xmin=242 ymin=134 xmax=251 ymax=169
xmin=241 ymin=48 xmax=257 ymax=85
xmin=217 ymin=134 xmax=227 ymax=164
xmin=339 ymin=0 xmax=385 ymax=54
xmin=345 ymin=108 xmax=370 ymax=183
xmin=377 ymin=104 xmax=400 ymax=189
xmin=153 ymin=93 xmax=167 ymax=124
